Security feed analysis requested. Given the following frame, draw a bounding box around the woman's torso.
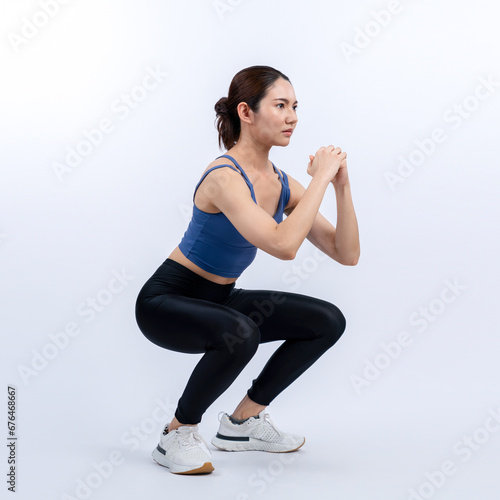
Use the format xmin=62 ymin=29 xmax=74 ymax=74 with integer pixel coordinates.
xmin=168 ymin=153 xmax=289 ymax=285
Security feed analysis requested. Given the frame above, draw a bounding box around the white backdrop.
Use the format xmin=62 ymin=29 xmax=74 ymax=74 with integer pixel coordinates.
xmin=1 ymin=1 xmax=500 ymax=499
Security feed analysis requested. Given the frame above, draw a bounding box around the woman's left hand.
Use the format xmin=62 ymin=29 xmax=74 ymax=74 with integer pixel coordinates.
xmin=309 ymin=154 xmax=349 ymax=188
xmin=332 ymin=158 xmax=349 ymax=188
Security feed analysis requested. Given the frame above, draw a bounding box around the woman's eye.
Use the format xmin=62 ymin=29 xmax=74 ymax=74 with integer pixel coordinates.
xmin=277 ymin=103 xmax=298 ymax=110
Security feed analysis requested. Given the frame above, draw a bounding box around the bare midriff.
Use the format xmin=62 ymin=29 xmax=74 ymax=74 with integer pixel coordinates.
xmin=167 ymin=246 xmax=238 ymax=285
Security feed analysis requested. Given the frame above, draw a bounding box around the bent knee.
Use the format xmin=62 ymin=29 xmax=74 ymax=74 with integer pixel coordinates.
xmin=321 ymin=303 xmax=347 ymax=346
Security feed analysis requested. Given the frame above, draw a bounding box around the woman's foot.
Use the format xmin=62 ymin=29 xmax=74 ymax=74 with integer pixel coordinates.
xmin=211 ymin=411 xmax=305 ymax=452
xmin=167 ymin=416 xmax=196 ymax=432
xmin=152 ymin=424 xmax=214 ymax=474
xmin=230 ymin=394 xmax=266 ymax=421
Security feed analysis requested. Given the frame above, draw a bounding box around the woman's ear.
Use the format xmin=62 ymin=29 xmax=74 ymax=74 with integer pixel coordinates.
xmin=236 ymin=102 xmax=253 ymax=125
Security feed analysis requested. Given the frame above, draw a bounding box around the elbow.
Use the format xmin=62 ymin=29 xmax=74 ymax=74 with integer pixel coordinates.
xmin=334 ymin=242 xmax=360 ymax=266
xmin=273 ymin=239 xmax=296 ymax=261
xmin=281 ymin=248 xmax=296 ymax=261
xmin=343 ymin=252 xmax=360 ymax=266
xmin=344 ymin=258 xmax=359 ymax=266
xmin=335 ymin=247 xmax=360 ymax=266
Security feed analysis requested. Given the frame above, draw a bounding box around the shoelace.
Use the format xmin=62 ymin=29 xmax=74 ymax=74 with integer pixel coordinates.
xmin=257 ymin=412 xmax=283 ymax=437
xmin=220 ymin=410 xmax=283 ymax=438
xmin=177 ymin=427 xmax=211 ymax=453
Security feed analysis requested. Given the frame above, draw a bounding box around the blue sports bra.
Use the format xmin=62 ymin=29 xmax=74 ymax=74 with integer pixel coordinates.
xmin=178 ymin=154 xmax=290 ymax=278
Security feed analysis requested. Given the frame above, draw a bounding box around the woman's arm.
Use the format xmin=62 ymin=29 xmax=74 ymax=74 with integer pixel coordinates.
xmin=286 ymin=174 xmax=360 ymax=266
xmin=286 ymin=150 xmax=360 ymax=265
xmin=331 ymin=182 xmax=360 ymax=265
xmin=205 ymin=147 xmax=346 ymax=260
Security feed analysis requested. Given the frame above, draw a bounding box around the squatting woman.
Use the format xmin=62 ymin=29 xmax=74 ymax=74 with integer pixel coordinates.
xmin=135 ymin=65 xmax=360 ymax=475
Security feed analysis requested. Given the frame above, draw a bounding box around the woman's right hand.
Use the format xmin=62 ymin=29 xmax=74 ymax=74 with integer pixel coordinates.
xmin=307 ymin=146 xmax=347 ymax=182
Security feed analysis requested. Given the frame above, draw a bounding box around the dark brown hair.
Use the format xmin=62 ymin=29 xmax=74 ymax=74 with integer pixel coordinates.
xmin=214 ymin=65 xmax=291 ymax=151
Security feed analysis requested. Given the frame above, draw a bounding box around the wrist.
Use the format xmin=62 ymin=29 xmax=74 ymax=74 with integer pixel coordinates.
xmin=333 ymin=181 xmax=350 ymax=193
xmin=312 ymin=172 xmax=334 ymax=186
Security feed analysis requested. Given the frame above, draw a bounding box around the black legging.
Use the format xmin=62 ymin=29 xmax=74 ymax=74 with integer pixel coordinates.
xmin=135 ymin=258 xmax=346 ymax=424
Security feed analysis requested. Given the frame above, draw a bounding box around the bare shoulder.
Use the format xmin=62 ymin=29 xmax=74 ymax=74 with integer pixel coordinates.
xmin=202 ymin=155 xmax=238 ymax=174
xmin=194 ymin=156 xmax=247 ymax=212
xmin=199 ymin=156 xmax=243 ymax=185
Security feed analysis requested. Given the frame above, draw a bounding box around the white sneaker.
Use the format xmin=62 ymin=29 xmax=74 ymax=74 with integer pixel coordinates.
xmin=211 ymin=411 xmax=305 ymax=453
xmin=152 ymin=424 xmax=214 ymax=474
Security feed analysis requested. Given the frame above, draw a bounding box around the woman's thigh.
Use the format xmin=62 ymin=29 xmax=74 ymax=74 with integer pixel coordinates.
xmin=135 ymin=293 xmax=258 ymax=354
xmin=224 ymin=288 xmax=346 ymax=343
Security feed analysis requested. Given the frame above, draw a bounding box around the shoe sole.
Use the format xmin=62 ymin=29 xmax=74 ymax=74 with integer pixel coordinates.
xmin=151 ymin=446 xmax=214 ymax=474
xmin=211 ymin=435 xmax=305 ymax=453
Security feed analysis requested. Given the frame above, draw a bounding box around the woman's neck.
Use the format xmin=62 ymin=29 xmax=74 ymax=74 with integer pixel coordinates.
xmin=227 ymin=141 xmax=271 ymax=173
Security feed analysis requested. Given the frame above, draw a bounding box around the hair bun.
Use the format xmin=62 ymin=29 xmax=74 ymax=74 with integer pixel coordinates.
xmin=215 ymin=97 xmax=229 ymax=116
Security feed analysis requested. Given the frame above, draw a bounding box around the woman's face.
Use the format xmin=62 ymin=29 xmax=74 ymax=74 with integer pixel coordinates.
xmin=245 ymin=78 xmax=298 ymax=147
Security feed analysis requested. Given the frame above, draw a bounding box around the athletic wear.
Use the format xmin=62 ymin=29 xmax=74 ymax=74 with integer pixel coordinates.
xmin=151 ymin=424 xmax=214 ymax=474
xmin=178 ymin=154 xmax=290 ymax=278
xmin=135 ymin=258 xmax=346 ymax=425
xmin=211 ymin=410 xmax=305 ymax=452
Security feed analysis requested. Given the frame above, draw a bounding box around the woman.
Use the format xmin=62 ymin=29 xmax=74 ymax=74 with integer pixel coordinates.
xmin=135 ymin=65 xmax=360 ymax=475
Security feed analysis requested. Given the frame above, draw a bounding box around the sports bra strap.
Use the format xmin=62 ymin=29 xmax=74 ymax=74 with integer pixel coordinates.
xmin=193 ymin=163 xmax=254 ymax=202
xmin=215 ymin=155 xmax=254 ymax=186
xmin=273 ymin=164 xmax=284 ymax=183
xmin=218 ymin=154 xmax=284 ymax=185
